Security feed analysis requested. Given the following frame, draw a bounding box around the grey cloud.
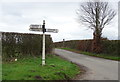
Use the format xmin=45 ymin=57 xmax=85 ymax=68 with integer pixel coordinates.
xmin=0 ymin=2 xmax=118 ymax=42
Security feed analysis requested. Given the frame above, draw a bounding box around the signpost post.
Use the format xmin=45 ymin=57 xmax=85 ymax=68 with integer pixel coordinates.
xmin=42 ymin=20 xmax=45 ymax=66
xmin=29 ymin=20 xmax=58 ymax=66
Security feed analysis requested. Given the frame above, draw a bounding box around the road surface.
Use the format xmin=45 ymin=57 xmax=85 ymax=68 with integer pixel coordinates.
xmin=54 ymin=49 xmax=119 ymax=80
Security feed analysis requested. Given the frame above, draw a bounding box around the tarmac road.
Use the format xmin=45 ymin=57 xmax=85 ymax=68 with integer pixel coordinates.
xmin=54 ymin=48 xmax=119 ymax=80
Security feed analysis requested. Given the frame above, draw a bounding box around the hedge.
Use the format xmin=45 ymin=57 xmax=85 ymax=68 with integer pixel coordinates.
xmin=1 ymin=32 xmax=53 ymax=61
xmin=54 ymin=40 xmax=119 ymax=57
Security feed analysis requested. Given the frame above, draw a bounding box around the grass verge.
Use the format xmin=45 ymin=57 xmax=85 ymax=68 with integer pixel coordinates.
xmin=2 ymin=54 xmax=80 ymax=80
xmin=59 ymin=47 xmax=120 ymax=61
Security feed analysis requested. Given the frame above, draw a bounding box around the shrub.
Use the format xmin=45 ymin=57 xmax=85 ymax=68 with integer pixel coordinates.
xmin=2 ymin=32 xmax=53 ymax=61
xmin=54 ymin=39 xmax=119 ymax=56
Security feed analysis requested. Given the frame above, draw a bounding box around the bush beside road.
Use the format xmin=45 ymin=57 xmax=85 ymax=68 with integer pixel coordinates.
xmin=54 ymin=40 xmax=119 ymax=57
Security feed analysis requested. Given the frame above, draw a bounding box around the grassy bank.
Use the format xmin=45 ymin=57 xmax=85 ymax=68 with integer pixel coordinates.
xmin=59 ymin=48 xmax=120 ymax=61
xmin=2 ymin=55 xmax=80 ymax=80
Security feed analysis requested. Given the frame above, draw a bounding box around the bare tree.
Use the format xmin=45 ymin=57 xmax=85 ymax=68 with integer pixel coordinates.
xmin=77 ymin=2 xmax=116 ymax=53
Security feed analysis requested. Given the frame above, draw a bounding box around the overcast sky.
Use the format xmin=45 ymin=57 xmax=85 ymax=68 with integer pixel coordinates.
xmin=0 ymin=0 xmax=119 ymax=42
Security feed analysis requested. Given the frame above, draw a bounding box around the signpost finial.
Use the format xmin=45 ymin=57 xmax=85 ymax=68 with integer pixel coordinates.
xmin=43 ymin=20 xmax=45 ymax=25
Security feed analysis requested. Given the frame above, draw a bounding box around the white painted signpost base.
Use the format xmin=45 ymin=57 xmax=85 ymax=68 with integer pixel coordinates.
xmin=42 ymin=33 xmax=45 ymax=66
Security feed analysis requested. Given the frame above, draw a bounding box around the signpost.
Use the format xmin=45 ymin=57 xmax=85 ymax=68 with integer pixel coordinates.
xmin=29 ymin=20 xmax=58 ymax=66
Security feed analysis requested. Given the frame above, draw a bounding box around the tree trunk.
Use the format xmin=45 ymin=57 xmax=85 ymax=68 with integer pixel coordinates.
xmin=92 ymin=32 xmax=102 ymax=53
xmin=92 ymin=6 xmax=102 ymax=53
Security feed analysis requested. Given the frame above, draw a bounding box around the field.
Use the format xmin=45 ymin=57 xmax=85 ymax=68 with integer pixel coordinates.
xmin=2 ymin=55 xmax=80 ymax=80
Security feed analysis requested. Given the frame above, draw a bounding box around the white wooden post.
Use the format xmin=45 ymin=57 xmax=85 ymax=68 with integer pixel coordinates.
xmin=42 ymin=32 xmax=45 ymax=66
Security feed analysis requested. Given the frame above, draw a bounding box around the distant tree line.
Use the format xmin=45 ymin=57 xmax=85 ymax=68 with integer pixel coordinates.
xmin=1 ymin=32 xmax=53 ymax=61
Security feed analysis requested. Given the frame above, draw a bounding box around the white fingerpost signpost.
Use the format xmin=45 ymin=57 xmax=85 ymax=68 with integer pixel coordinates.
xmin=29 ymin=20 xmax=58 ymax=66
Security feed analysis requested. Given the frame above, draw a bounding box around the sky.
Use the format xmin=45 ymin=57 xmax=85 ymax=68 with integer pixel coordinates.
xmin=118 ymin=1 xmax=120 ymax=40
xmin=0 ymin=0 xmax=119 ymax=42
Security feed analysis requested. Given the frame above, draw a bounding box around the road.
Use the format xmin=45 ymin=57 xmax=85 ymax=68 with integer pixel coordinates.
xmin=54 ymin=49 xmax=119 ymax=80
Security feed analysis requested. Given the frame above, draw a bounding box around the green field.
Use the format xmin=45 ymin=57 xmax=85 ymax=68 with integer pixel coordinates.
xmin=59 ymin=48 xmax=120 ymax=61
xmin=2 ymin=55 xmax=80 ymax=80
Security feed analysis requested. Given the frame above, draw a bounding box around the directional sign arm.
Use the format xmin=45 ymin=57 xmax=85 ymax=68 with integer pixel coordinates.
xmin=46 ymin=29 xmax=58 ymax=33
xmin=29 ymin=27 xmax=43 ymax=32
xmin=29 ymin=24 xmax=43 ymax=32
